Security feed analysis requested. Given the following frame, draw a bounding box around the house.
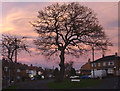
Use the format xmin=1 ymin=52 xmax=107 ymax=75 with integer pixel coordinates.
xmin=90 ymin=53 xmax=120 ymax=76
xmin=80 ymin=59 xmax=91 ymax=75
xmin=2 ymin=58 xmax=43 ymax=88
xmin=16 ymin=63 xmax=30 ymax=82
xmin=2 ymin=58 xmax=9 ymax=88
xmin=26 ymin=64 xmax=43 ymax=80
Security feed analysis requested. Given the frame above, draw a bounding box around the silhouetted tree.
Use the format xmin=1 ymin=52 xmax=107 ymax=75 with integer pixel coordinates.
xmin=1 ymin=34 xmax=30 ymax=84
xmin=64 ymin=61 xmax=73 ymax=77
xmin=1 ymin=34 xmax=30 ymax=63
xmin=70 ymin=67 xmax=76 ymax=76
xmin=32 ymin=2 xmax=112 ymax=81
xmin=53 ymin=68 xmax=59 ymax=81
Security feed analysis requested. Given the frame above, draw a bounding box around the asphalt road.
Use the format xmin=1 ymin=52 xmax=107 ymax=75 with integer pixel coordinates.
xmin=87 ymin=77 xmax=120 ymax=89
xmin=15 ymin=77 xmax=120 ymax=89
xmin=16 ymin=79 xmax=54 ymax=89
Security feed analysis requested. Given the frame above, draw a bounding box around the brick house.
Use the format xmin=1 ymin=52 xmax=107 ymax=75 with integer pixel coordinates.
xmin=2 ymin=58 xmax=9 ymax=88
xmin=80 ymin=59 xmax=91 ymax=75
xmin=90 ymin=53 xmax=120 ymax=76
xmin=2 ymin=58 xmax=43 ymax=88
xmin=16 ymin=63 xmax=30 ymax=82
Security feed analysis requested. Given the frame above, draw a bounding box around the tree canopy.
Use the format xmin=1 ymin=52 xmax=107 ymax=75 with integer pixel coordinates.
xmin=1 ymin=34 xmax=30 ymax=62
xmin=32 ymin=2 xmax=112 ymax=81
xmin=32 ymin=2 xmax=112 ymax=58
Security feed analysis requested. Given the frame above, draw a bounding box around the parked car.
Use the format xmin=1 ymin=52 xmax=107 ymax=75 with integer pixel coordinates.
xmin=70 ymin=76 xmax=79 ymax=79
xmin=70 ymin=76 xmax=80 ymax=82
xmin=80 ymin=75 xmax=89 ymax=79
xmin=90 ymin=70 xmax=107 ymax=78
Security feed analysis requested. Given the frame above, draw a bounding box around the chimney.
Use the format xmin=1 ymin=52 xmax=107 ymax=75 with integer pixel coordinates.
xmin=88 ymin=58 xmax=91 ymax=63
xmin=102 ymin=54 xmax=104 ymax=58
xmin=115 ymin=52 xmax=117 ymax=56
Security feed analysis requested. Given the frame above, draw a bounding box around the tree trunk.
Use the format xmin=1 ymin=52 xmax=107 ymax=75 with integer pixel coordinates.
xmin=59 ymin=50 xmax=65 ymax=82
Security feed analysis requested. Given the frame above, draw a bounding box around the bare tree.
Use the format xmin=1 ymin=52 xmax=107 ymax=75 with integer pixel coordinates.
xmin=64 ymin=61 xmax=74 ymax=77
xmin=1 ymin=34 xmax=30 ymax=84
xmin=32 ymin=2 xmax=112 ymax=81
xmin=1 ymin=34 xmax=30 ymax=63
xmin=65 ymin=61 xmax=73 ymax=72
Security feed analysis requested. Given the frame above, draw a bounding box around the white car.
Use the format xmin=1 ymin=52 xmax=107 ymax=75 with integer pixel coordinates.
xmin=70 ymin=76 xmax=79 ymax=79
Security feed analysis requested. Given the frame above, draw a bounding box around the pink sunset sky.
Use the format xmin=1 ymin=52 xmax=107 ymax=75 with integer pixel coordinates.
xmin=1 ymin=2 xmax=118 ymax=70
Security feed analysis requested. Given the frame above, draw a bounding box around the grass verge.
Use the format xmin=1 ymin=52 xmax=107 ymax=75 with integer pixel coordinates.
xmin=47 ymin=79 xmax=103 ymax=89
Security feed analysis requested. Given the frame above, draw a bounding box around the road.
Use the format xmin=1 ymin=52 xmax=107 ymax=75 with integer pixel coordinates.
xmin=87 ymin=77 xmax=120 ymax=89
xmin=15 ymin=77 xmax=120 ymax=89
xmin=16 ymin=79 xmax=54 ymax=89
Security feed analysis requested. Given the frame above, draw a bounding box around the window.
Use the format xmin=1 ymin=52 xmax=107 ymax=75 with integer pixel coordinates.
xmin=108 ymin=68 xmax=114 ymax=74
xmin=38 ymin=71 xmax=42 ymax=75
xmin=103 ymin=62 xmax=106 ymax=66
xmin=26 ymin=69 xmax=29 ymax=73
xmin=108 ymin=61 xmax=114 ymax=66
xmin=91 ymin=63 xmax=93 ymax=67
xmin=17 ymin=76 xmax=20 ymax=79
xmin=4 ymin=66 xmax=8 ymax=72
xmin=91 ymin=63 xmax=96 ymax=67
xmin=94 ymin=63 xmax=96 ymax=67
xmin=98 ymin=63 xmax=101 ymax=67
xmin=17 ymin=69 xmax=21 ymax=72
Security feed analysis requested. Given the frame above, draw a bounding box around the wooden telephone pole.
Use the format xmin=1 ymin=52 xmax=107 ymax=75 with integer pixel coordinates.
xmin=14 ymin=38 xmax=17 ymax=84
xmin=92 ymin=47 xmax=95 ymax=78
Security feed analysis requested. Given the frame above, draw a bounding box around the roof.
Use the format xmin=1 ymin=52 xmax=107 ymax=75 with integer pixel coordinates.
xmin=80 ymin=62 xmax=91 ymax=70
xmin=91 ymin=55 xmax=120 ymax=63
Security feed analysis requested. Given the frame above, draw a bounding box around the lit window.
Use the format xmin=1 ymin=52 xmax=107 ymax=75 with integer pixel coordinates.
xmin=98 ymin=63 xmax=101 ymax=67
xmin=103 ymin=62 xmax=106 ymax=66
xmin=38 ymin=71 xmax=42 ymax=75
xmin=17 ymin=69 xmax=21 ymax=72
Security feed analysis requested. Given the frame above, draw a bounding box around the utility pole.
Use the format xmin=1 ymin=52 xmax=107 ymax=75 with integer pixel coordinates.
xmin=8 ymin=59 xmax=11 ymax=86
xmin=14 ymin=38 xmax=17 ymax=84
xmin=92 ymin=47 xmax=95 ymax=78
